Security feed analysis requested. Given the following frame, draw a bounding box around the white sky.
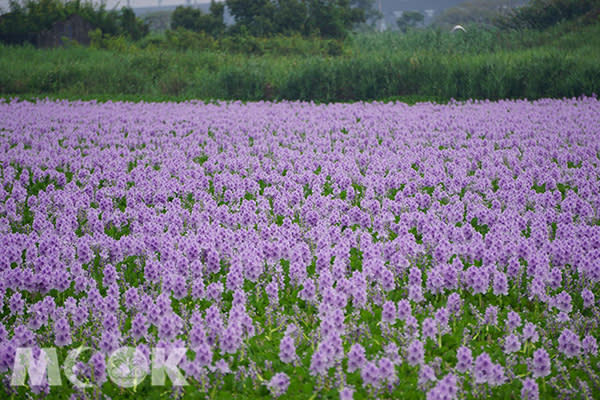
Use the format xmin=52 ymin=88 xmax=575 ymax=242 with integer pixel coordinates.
xmin=0 ymin=0 xmax=215 ymax=13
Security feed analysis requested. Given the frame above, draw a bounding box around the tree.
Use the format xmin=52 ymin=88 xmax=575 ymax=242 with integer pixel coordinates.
xmin=273 ymin=0 xmax=309 ymax=35
xmin=171 ymin=0 xmax=225 ymax=36
xmin=351 ymin=0 xmax=382 ymax=28
xmin=432 ymin=0 xmax=520 ymax=30
xmin=396 ymin=11 xmax=424 ymax=32
xmin=224 ymin=0 xmax=366 ymax=38
xmin=495 ymin=0 xmax=600 ymax=30
xmin=119 ymin=7 xmax=149 ymax=41
xmin=0 ymin=0 xmax=139 ymax=44
xmin=225 ymin=0 xmax=275 ymax=35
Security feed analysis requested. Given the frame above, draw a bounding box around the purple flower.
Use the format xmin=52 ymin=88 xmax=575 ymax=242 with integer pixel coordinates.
xmin=267 ymin=372 xmax=290 ymax=398
xmin=581 ymin=288 xmax=594 ymax=309
xmin=522 ymin=322 xmax=539 ymax=343
xmin=422 ymin=318 xmax=437 ymax=341
xmin=220 ymin=323 xmax=242 ymax=355
xmin=89 ymin=352 xmax=107 ymax=384
xmin=194 ymin=342 xmax=212 ymax=367
xmin=455 ymin=346 xmax=473 ymax=373
xmin=504 ymin=333 xmax=521 ymax=353
xmin=189 ymin=322 xmax=206 ymax=348
xmin=279 ymin=335 xmax=296 ymax=364
xmin=309 ymin=345 xmax=331 ymax=377
xmin=361 ymin=360 xmax=381 ymax=388
xmin=506 ymin=311 xmax=522 ymax=331
xmin=530 ymin=348 xmax=551 ymax=378
xmin=9 ymin=292 xmax=24 ymax=315
xmin=340 ymin=386 xmax=355 ymax=400
xmin=490 ymin=363 xmax=505 ymax=386
xmin=378 ymin=357 xmax=397 ymax=385
xmin=553 ymin=291 xmax=572 ymax=313
xmin=406 ymin=339 xmax=425 ymax=367
xmin=419 ymin=363 xmax=437 ymax=387
xmin=521 ymin=378 xmax=539 ymax=400
xmin=492 ymin=271 xmax=508 ymax=296
xmin=484 ymin=305 xmax=498 ymax=326
xmin=473 ymin=352 xmax=493 ymax=384
xmin=347 ymin=343 xmax=366 ymax=373
xmin=397 ymin=299 xmax=412 ymax=321
xmin=434 ymin=307 xmax=449 ymax=330
xmin=54 ymin=317 xmax=71 ymax=347
xmin=557 ymin=328 xmax=581 ymax=358
xmin=427 ymin=373 xmax=458 ymax=400
xmin=582 ymin=335 xmax=598 ymax=355
xmin=408 ymin=284 xmax=424 ymax=303
xmin=381 ymin=300 xmax=396 ymax=323
xmin=446 ymin=292 xmax=463 ymax=317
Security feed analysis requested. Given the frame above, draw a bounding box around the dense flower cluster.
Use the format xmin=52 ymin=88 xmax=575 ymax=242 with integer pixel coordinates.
xmin=0 ymin=97 xmax=599 ymax=399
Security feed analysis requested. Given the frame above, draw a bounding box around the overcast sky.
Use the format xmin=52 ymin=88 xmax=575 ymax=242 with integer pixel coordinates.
xmin=0 ymin=0 xmax=214 ymax=12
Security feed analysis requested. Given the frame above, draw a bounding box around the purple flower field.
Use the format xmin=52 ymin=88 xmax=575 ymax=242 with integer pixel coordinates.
xmin=0 ymin=97 xmax=599 ymax=399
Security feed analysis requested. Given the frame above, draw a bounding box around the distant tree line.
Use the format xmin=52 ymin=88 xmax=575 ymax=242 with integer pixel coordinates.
xmin=171 ymin=0 xmax=376 ymax=39
xmin=495 ymin=0 xmax=600 ymax=30
xmin=0 ymin=0 xmax=148 ymax=45
xmin=1 ymin=0 xmax=599 ymax=49
xmin=432 ymin=0 xmax=600 ymax=31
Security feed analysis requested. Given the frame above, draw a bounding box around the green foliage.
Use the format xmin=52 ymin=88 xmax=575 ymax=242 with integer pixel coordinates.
xmin=225 ymin=0 xmax=366 ymax=39
xmin=170 ymin=1 xmax=225 ymax=37
xmin=1 ymin=21 xmax=600 ymax=102
xmin=0 ymin=0 xmax=148 ymax=45
xmin=432 ymin=0 xmax=524 ymax=30
xmin=119 ymin=7 xmax=149 ymax=41
xmin=496 ymin=0 xmax=600 ymax=30
xmin=397 ymin=11 xmax=425 ymax=33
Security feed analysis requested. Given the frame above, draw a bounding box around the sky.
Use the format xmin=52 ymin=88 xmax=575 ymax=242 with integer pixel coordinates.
xmin=0 ymin=0 xmax=214 ymax=12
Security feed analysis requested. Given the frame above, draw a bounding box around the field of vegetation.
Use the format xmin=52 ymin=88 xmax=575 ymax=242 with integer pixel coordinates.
xmin=1 ymin=1 xmax=600 ymax=102
xmin=1 ymin=96 xmax=599 ymax=400
xmin=1 ymin=2 xmax=599 ymax=400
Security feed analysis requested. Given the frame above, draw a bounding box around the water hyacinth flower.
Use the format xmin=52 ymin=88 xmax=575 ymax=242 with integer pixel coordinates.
xmin=505 ymin=311 xmax=522 ymax=332
xmin=347 ymin=343 xmax=366 ymax=373
xmin=581 ymin=288 xmax=595 ymax=309
xmin=553 ymin=291 xmax=573 ymax=313
xmin=378 ymin=357 xmax=398 ymax=385
xmin=427 ymin=373 xmax=458 ymax=400
xmin=53 ymin=317 xmax=71 ymax=347
xmin=558 ymin=328 xmax=581 ymax=358
xmin=484 ymin=305 xmax=498 ymax=326
xmin=530 ymin=348 xmax=551 ymax=378
xmin=473 ymin=352 xmax=493 ymax=384
xmin=522 ymin=322 xmax=539 ymax=343
xmin=267 ymin=372 xmax=290 ymax=398
xmin=0 ymin=97 xmax=599 ymax=398
xmin=279 ymin=335 xmax=296 ymax=364
xmin=397 ymin=299 xmax=412 ymax=321
xmin=422 ymin=318 xmax=437 ymax=341
xmin=340 ymin=386 xmax=355 ymax=400
xmin=381 ymin=300 xmax=397 ymax=323
xmin=521 ymin=378 xmax=539 ymax=400
xmin=418 ymin=364 xmax=437 ymax=387
xmin=455 ymin=346 xmax=473 ymax=373
xmin=503 ymin=333 xmax=521 ymax=353
xmin=406 ymin=339 xmax=425 ymax=367
xmin=582 ymin=335 xmax=598 ymax=355
xmin=310 ymin=344 xmax=332 ymax=377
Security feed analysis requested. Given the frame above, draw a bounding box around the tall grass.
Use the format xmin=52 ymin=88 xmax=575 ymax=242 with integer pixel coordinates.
xmin=1 ymin=23 xmax=599 ymax=102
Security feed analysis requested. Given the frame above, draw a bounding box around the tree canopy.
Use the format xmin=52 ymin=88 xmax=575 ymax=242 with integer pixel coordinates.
xmin=396 ymin=11 xmax=424 ymax=32
xmin=0 ymin=0 xmax=148 ymax=43
xmin=224 ymin=0 xmax=367 ymax=38
xmin=495 ymin=0 xmax=600 ymax=30
xmin=171 ymin=0 xmax=225 ymax=37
